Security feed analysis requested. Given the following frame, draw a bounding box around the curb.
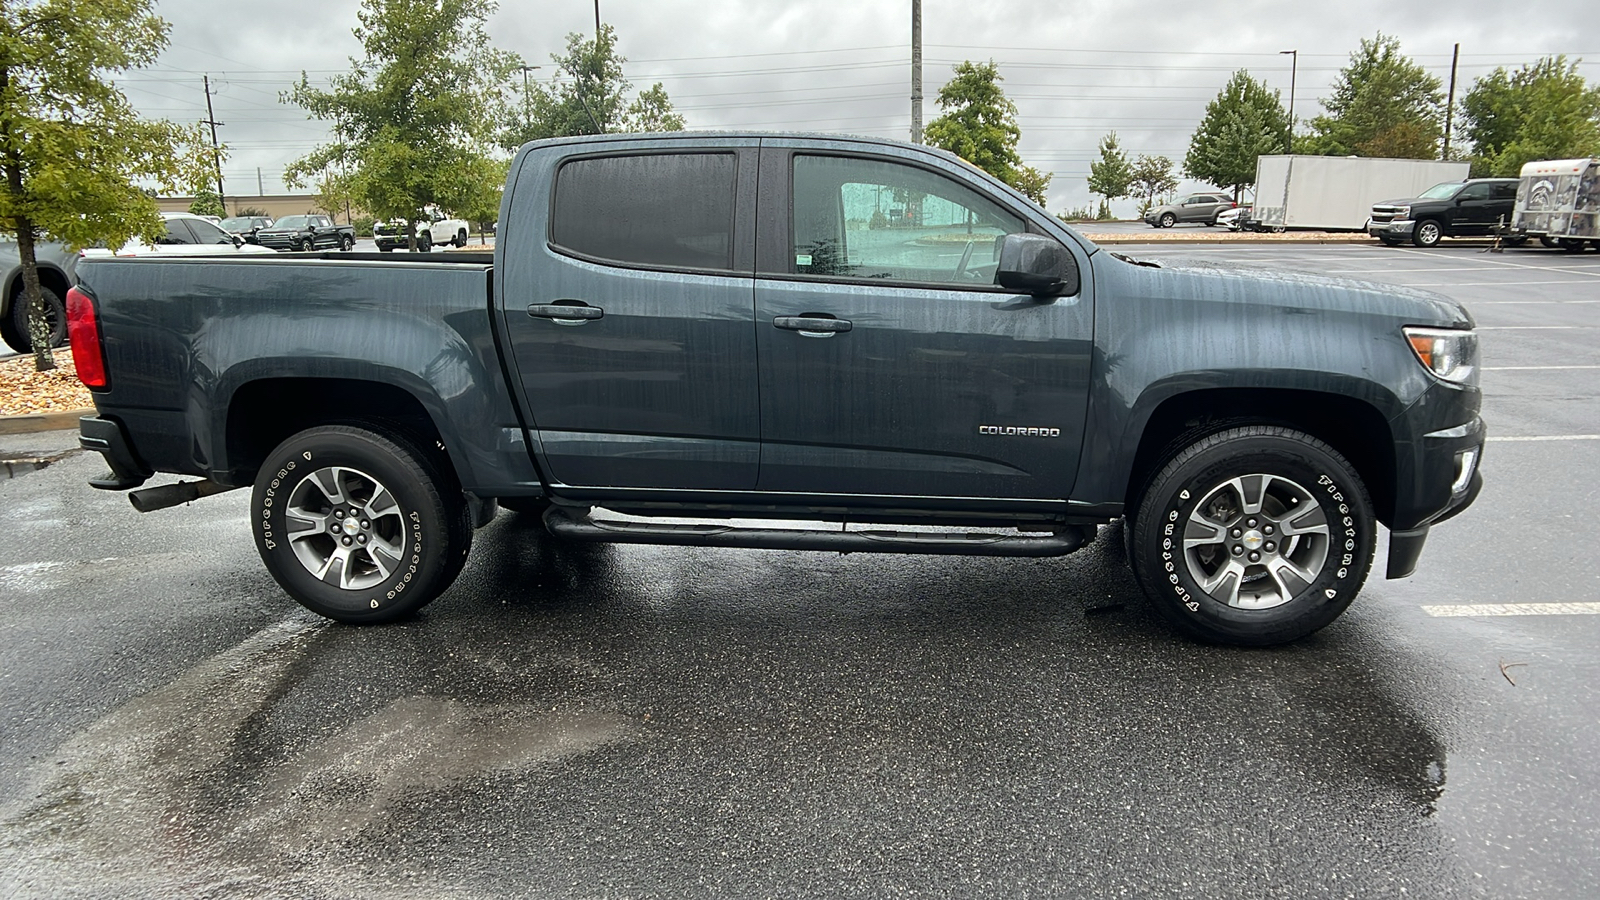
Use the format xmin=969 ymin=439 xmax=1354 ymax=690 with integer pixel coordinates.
xmin=0 ymin=408 xmax=94 ymax=435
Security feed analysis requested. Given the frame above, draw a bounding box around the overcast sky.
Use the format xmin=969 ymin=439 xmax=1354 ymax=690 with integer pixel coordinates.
xmin=130 ymin=0 xmax=1600 ymax=215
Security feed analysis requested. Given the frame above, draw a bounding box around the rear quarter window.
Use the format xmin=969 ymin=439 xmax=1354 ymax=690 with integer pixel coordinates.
xmin=551 ymin=152 xmax=737 ymax=272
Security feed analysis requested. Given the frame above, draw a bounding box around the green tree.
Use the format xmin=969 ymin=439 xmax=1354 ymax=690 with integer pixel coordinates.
xmin=923 ymin=60 xmax=1051 ymax=204
xmin=285 ymin=0 xmax=518 ymax=251
xmin=0 ymin=0 xmax=212 ymax=368
xmin=1461 ymin=56 xmax=1600 ymax=176
xmin=1183 ymin=71 xmax=1290 ymax=201
xmin=503 ymin=25 xmax=684 ymax=148
xmin=1086 ymin=131 xmax=1133 ymax=212
xmin=188 ymin=186 xmax=225 ymax=218
xmin=1130 ymin=154 xmax=1179 ymax=216
xmin=1302 ymin=34 xmax=1443 ymax=159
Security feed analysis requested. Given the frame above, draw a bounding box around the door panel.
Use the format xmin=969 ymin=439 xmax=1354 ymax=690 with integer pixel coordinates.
xmin=754 ymin=149 xmax=1093 ymax=500
xmin=499 ymin=147 xmax=760 ymax=491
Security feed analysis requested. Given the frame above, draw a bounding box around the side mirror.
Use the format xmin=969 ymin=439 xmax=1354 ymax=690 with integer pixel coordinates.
xmin=996 ymin=233 xmax=1078 ymax=296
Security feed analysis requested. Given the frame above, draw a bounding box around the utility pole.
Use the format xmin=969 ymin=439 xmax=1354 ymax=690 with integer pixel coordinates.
xmin=519 ymin=64 xmax=541 ymax=125
xmin=201 ymin=75 xmax=226 ymax=211
xmin=1279 ymin=49 xmax=1297 ymax=135
xmin=257 ymin=167 xmax=264 ymax=197
xmin=594 ymin=0 xmax=601 ymax=39
xmin=1443 ymin=43 xmax=1461 ymax=158
xmin=910 ymin=0 xmax=923 ymax=144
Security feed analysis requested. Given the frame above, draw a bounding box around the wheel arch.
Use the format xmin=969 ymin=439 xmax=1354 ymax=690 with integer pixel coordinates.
xmin=4 ymin=262 xmax=72 ymax=314
xmin=222 ymin=376 xmax=460 ymax=491
xmin=1122 ymin=387 xmax=1398 ymax=528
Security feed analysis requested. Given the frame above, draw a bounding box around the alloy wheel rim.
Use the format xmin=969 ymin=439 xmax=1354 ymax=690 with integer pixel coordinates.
xmin=285 ymin=465 xmax=408 ymax=590
xmin=1180 ymin=473 xmax=1331 ymax=610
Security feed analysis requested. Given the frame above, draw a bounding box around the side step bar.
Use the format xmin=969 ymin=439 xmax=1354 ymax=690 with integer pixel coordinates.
xmin=543 ymin=505 xmax=1093 ymax=557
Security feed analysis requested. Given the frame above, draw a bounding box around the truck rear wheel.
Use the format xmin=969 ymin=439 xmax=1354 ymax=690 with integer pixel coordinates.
xmin=252 ymin=425 xmax=471 ymax=623
xmin=1130 ymin=426 xmax=1375 ymax=646
xmin=4 ymin=285 xmax=67 ymax=353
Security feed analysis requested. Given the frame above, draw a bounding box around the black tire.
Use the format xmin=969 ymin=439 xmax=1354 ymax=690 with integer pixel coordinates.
xmin=340 ymin=234 xmax=354 ymax=252
xmin=454 ymin=230 xmax=467 ymax=248
xmin=1559 ymin=238 xmax=1586 ymax=253
xmin=1130 ymin=426 xmax=1376 ymax=646
xmin=378 ymin=245 xmax=394 ymax=253
xmin=1540 ymin=235 xmax=1559 ymax=249
xmin=1502 ymin=235 xmax=1528 ymax=247
xmin=252 ymin=425 xmax=471 ymax=623
xmin=5 ymin=285 xmax=67 ymax=353
xmin=418 ymin=233 xmax=433 ymax=253
xmin=1377 ymin=236 xmax=1399 ymax=247
xmin=297 ymin=238 xmax=314 ymax=252
xmin=1411 ymin=219 xmax=1443 ymax=247
xmin=1159 ymin=212 xmax=1177 ymax=228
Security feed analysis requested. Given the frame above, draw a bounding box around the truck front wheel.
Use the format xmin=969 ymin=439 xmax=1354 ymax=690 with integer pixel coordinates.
xmin=1412 ymin=219 xmax=1443 ymax=247
xmin=1130 ymin=426 xmax=1376 ymax=646
xmin=251 ymin=425 xmax=471 ymax=624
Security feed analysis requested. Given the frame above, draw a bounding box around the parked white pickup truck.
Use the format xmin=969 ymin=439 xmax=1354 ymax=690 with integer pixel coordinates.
xmin=373 ymin=209 xmax=470 ymax=252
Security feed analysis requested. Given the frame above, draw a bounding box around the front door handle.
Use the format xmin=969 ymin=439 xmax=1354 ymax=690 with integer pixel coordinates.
xmin=529 ymin=302 xmax=603 ymax=325
xmin=774 ymin=315 xmax=852 ymax=338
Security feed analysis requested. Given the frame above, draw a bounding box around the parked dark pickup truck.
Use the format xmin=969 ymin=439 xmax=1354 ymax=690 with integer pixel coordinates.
xmin=68 ymin=133 xmax=1485 ymax=645
xmin=253 ymin=214 xmax=356 ymax=252
xmin=1368 ymin=178 xmax=1520 ymax=247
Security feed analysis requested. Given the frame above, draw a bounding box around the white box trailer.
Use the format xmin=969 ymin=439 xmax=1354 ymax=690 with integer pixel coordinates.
xmin=1252 ymin=155 xmax=1471 ymax=231
xmin=1512 ymin=158 xmax=1600 ymax=244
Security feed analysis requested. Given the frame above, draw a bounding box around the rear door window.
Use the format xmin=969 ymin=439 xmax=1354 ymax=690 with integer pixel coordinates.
xmin=551 ymin=152 xmax=737 ymax=272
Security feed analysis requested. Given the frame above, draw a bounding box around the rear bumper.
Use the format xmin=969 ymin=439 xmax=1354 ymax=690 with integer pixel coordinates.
xmin=79 ymin=415 xmax=152 ymax=490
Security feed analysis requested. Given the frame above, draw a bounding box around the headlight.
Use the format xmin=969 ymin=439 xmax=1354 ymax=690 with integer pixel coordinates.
xmin=1394 ymin=205 xmax=1411 ymax=219
xmin=1404 ymin=326 xmax=1477 ymax=383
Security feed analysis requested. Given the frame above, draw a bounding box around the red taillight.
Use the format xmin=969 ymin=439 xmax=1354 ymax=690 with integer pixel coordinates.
xmin=66 ymin=286 xmax=108 ymax=389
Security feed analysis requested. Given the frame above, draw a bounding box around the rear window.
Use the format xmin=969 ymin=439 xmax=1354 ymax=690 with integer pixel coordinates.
xmin=551 ymin=152 xmax=736 ymax=272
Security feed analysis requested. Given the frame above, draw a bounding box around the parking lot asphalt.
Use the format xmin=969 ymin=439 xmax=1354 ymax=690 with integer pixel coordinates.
xmin=2 ymin=242 xmax=1598 ymax=898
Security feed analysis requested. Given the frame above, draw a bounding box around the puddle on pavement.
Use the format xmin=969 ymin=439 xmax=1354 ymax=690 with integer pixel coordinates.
xmin=0 ymin=614 xmax=633 ymax=898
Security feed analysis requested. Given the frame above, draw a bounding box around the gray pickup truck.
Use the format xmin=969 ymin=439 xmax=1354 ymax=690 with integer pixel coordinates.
xmin=68 ymin=133 xmax=1484 ymax=645
xmin=2 ymin=238 xmax=76 ymax=352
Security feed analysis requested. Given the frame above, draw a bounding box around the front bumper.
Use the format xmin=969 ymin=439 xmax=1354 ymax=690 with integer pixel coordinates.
xmin=1367 ymin=218 xmax=1416 ymax=239
xmin=1385 ymin=404 xmax=1486 ymax=578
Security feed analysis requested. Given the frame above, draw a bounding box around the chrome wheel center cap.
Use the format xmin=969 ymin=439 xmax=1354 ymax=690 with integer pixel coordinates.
xmin=1242 ymin=530 xmax=1265 ymax=551
xmin=343 ymin=516 xmax=362 ymax=534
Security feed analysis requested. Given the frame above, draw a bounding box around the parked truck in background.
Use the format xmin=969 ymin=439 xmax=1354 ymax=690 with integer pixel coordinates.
xmin=1249 ymin=155 xmax=1470 ymax=232
xmin=1512 ymin=158 xmax=1600 ymax=252
xmin=1 ymin=237 xmax=76 ymax=352
xmin=373 ymin=210 xmax=470 ymax=252
xmin=68 ymin=132 xmax=1485 ymax=647
xmin=1368 ymin=178 xmax=1520 ymax=247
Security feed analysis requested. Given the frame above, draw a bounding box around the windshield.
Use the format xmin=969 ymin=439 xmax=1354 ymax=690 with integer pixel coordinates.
xmin=1417 ymin=182 xmax=1463 ymax=200
xmin=219 ymin=217 xmax=261 ymax=231
xmin=274 ymin=216 xmax=310 ymax=228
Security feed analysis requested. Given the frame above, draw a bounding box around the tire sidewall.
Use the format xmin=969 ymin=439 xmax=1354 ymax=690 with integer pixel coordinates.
xmin=252 ymin=428 xmax=447 ymax=623
xmin=8 ymin=286 xmax=66 ymax=350
xmin=1160 ymin=213 xmax=1176 ymax=228
xmin=1137 ymin=433 xmax=1375 ymax=644
xmin=1414 ymin=220 xmax=1442 ymax=247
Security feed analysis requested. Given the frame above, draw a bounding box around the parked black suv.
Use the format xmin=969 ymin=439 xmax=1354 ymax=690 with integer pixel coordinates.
xmin=1368 ymin=178 xmax=1519 ymax=247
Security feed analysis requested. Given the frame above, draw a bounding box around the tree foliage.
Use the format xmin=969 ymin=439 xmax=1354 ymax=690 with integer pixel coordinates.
xmin=1130 ymin=154 xmax=1179 ymax=215
xmin=1461 ymin=56 xmax=1600 ymax=176
xmin=1183 ymin=70 xmax=1290 ymax=199
xmin=501 ymin=25 xmax=685 ymax=148
xmin=924 ymin=60 xmax=1051 ymax=205
xmin=188 ymin=186 xmax=225 ymax=218
xmin=1086 ymin=131 xmax=1133 ymax=207
xmin=1301 ymin=34 xmax=1443 ymax=159
xmin=284 ymin=0 xmax=516 ymax=249
xmin=0 ymin=0 xmax=213 ymax=368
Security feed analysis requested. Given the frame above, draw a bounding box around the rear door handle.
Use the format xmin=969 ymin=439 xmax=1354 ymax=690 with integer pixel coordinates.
xmin=774 ymin=315 xmax=851 ymax=338
xmin=528 ymin=302 xmax=603 ymax=324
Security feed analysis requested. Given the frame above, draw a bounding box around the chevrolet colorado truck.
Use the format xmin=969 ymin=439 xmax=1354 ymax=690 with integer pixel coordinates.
xmin=68 ymin=133 xmax=1485 ymax=645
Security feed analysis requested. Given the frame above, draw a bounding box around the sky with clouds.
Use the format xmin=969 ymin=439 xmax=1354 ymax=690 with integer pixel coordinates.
xmin=129 ymin=0 xmax=1600 ymax=214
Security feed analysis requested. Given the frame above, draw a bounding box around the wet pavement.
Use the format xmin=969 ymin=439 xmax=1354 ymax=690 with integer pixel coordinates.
xmin=3 ymin=243 xmax=1598 ymax=898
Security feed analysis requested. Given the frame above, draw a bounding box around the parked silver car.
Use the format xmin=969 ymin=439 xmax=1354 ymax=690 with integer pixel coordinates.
xmin=1144 ymin=192 xmax=1238 ymax=228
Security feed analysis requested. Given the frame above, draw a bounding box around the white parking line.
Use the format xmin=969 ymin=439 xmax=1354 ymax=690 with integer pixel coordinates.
xmin=1396 ymin=281 xmax=1600 ymax=287
xmin=1477 ymin=325 xmax=1592 ymax=330
xmin=1422 ymin=602 xmax=1600 ymax=617
xmin=1483 ymin=365 xmax=1600 ymax=370
xmin=1488 ymin=435 xmax=1600 ymax=442
xmin=1384 ymin=245 xmax=1600 ymax=277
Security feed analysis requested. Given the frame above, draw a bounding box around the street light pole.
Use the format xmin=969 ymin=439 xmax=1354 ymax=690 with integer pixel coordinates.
xmin=1279 ymin=49 xmax=1297 ymax=135
xmin=910 ymin=0 xmax=922 ymax=144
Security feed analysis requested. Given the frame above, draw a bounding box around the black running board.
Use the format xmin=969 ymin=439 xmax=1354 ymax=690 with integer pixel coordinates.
xmin=542 ymin=506 xmax=1093 ymax=557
